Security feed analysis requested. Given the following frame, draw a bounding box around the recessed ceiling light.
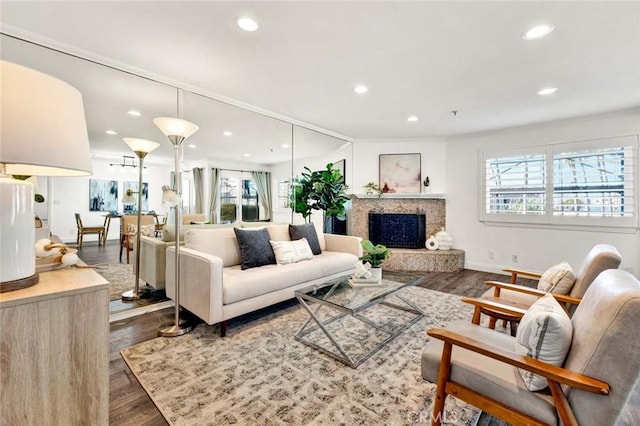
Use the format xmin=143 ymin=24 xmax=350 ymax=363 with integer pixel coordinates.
xmin=127 ymin=110 xmax=142 ymax=117
xmin=188 ymin=144 xmax=197 ymax=148
xmin=407 ymin=115 xmax=418 ymax=122
xmin=238 ymin=17 xmax=258 ymax=32
xmin=354 ymin=85 xmax=368 ymax=94
xmin=243 ymin=153 xmax=251 ymax=157
xmin=223 ymin=131 xmax=233 ymax=137
xmin=105 ymin=130 xmax=118 ymax=135
xmin=537 ymin=87 xmax=559 ymax=96
xmin=522 ymin=24 xmax=555 ymax=40
xmin=281 ymin=143 xmax=290 ymax=148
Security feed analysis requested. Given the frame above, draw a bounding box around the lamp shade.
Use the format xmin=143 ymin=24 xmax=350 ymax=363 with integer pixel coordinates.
xmin=153 ymin=117 xmax=199 ymax=139
xmin=123 ymin=138 xmax=160 ymax=154
xmin=1 ymin=60 xmax=92 ymax=176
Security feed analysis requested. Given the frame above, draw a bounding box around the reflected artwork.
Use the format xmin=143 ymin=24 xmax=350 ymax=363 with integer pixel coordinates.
xmin=89 ymin=179 xmax=118 ymax=211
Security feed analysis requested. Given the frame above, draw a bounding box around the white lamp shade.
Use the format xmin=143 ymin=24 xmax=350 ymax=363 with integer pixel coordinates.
xmin=153 ymin=117 xmax=199 ymax=139
xmin=123 ymin=138 xmax=160 ymax=154
xmin=1 ymin=61 xmax=92 ymax=176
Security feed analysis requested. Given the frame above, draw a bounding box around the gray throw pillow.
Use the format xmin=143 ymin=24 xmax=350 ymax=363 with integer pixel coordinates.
xmin=289 ymin=223 xmax=321 ymax=255
xmin=233 ymin=228 xmax=276 ymax=270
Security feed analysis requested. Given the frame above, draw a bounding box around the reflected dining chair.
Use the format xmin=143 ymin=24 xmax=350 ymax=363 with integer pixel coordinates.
xmin=120 ymin=214 xmax=155 ymax=263
xmin=74 ymin=213 xmax=106 ymax=247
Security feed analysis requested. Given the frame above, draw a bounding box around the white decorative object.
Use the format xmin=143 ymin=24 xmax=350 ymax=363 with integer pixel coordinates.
xmin=353 ymin=261 xmax=373 ymax=279
xmin=426 ymin=237 xmax=439 ymax=251
xmin=369 ymin=267 xmax=382 ymax=281
xmin=435 ymin=227 xmax=453 ymax=250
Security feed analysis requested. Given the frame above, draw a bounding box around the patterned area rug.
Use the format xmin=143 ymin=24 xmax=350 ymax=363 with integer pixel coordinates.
xmin=93 ymin=263 xmax=144 ymax=300
xmin=121 ymin=286 xmax=481 ymax=425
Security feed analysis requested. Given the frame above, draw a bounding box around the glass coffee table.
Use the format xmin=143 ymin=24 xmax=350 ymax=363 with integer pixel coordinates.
xmin=294 ymin=271 xmax=424 ymax=368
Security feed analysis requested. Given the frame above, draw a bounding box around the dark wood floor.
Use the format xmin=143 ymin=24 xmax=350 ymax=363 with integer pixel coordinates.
xmin=76 ymin=241 xmax=638 ymax=426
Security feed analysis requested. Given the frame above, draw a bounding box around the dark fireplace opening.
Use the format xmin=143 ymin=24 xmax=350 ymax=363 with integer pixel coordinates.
xmin=368 ymin=212 xmax=426 ymax=249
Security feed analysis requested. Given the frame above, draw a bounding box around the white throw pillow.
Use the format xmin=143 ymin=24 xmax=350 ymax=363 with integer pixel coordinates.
xmin=537 ymin=261 xmax=576 ymax=294
xmin=127 ymin=223 xmax=155 ymax=237
xmin=269 ymin=238 xmax=314 ymax=265
xmin=515 ymin=293 xmax=573 ymax=391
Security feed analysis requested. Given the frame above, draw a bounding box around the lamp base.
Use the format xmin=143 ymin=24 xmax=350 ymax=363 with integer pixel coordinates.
xmin=158 ymin=321 xmax=194 ymax=337
xmin=121 ymin=287 xmax=152 ymax=301
xmin=0 ymin=272 xmax=39 ymax=293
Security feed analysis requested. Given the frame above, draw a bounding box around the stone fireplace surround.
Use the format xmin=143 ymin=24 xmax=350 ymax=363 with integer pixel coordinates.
xmin=347 ymin=195 xmax=464 ymax=272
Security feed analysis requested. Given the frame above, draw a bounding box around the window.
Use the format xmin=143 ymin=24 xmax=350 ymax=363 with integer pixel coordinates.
xmin=481 ymin=135 xmax=637 ymax=228
xmin=218 ymin=172 xmax=259 ymax=223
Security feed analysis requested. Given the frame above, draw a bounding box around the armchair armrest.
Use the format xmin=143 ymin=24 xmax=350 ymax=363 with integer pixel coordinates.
xmin=503 ymin=268 xmax=542 ymax=283
xmin=462 ymin=297 xmax=528 ymax=319
xmin=484 ymin=281 xmax=582 ymax=305
xmin=426 ymin=328 xmax=609 ymax=395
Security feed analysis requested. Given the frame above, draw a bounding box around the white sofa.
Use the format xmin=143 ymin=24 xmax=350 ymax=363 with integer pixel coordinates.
xmin=165 ymin=224 xmax=362 ymax=335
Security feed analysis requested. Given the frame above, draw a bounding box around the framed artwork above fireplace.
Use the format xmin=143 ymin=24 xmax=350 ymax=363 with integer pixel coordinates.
xmin=379 ymin=153 xmax=421 ymax=193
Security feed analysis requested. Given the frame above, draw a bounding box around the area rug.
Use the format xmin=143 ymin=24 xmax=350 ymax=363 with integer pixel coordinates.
xmin=121 ymin=286 xmax=482 ymax=425
xmin=93 ymin=263 xmax=144 ymax=301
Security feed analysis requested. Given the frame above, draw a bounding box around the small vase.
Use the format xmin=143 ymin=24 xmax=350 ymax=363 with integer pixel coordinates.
xmin=370 ymin=267 xmax=382 ymax=281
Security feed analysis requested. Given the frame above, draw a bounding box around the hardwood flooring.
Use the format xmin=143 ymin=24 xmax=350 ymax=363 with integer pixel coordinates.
xmin=75 ymin=241 xmax=638 ymax=425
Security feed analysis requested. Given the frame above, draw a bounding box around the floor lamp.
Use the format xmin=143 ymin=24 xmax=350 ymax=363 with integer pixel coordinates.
xmin=153 ymin=117 xmax=199 ymax=337
xmin=121 ymin=138 xmax=160 ymax=301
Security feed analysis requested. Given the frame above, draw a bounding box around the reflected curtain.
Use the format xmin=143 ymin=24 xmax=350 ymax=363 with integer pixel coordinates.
xmin=167 ymin=171 xmax=176 ymax=225
xmin=209 ymin=168 xmax=221 ymax=223
xmin=193 ymin=167 xmax=204 ymax=214
xmin=252 ymin=171 xmax=272 ymax=221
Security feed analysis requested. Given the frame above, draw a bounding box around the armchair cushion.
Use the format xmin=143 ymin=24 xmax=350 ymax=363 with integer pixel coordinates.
xmin=515 ymin=294 xmax=573 ymax=391
xmin=126 ymin=223 xmax=156 ymax=237
xmin=537 ymin=261 xmax=576 ymax=294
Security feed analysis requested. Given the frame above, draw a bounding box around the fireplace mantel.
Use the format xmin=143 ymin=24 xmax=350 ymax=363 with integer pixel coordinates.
xmin=352 ymin=193 xmax=445 ymax=199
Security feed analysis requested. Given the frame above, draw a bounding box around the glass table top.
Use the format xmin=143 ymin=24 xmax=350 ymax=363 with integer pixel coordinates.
xmin=295 ymin=271 xmax=423 ymax=314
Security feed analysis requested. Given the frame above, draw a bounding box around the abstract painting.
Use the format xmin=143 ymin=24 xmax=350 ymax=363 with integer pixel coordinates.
xmin=123 ymin=181 xmax=149 ymax=213
xmin=379 ymin=153 xmax=421 ymax=193
xmin=89 ymin=179 xmax=118 ymax=211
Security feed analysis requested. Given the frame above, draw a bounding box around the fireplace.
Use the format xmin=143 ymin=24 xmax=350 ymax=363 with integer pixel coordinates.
xmin=368 ymin=212 xmax=426 ymax=249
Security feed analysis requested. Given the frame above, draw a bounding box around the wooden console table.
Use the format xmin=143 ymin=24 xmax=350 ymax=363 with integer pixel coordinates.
xmin=0 ymin=266 xmax=109 ymax=425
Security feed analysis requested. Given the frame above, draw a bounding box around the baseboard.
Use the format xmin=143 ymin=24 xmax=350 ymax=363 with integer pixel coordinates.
xmin=109 ymin=300 xmax=174 ymax=323
xmin=465 ymin=262 xmax=512 ymax=276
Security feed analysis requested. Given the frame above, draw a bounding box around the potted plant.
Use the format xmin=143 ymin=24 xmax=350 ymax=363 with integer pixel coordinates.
xmin=359 ymin=239 xmax=391 ymax=280
xmin=290 ymin=163 xmax=350 ymax=226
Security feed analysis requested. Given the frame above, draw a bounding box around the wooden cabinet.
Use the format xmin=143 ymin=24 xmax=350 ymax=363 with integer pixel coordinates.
xmin=1 ymin=267 xmax=109 ymax=425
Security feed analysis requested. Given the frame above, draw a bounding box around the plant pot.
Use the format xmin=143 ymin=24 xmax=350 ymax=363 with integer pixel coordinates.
xmin=369 ymin=267 xmax=382 ymax=281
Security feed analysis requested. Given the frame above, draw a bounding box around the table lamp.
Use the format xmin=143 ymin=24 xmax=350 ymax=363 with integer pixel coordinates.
xmin=121 ymin=138 xmax=160 ymax=301
xmin=0 ymin=60 xmax=92 ymax=292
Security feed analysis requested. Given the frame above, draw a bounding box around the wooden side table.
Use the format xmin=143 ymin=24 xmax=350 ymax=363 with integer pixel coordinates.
xmin=0 ymin=266 xmax=109 ymax=425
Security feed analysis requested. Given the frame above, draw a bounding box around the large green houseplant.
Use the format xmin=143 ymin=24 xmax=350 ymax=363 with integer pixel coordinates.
xmin=290 ymin=163 xmax=350 ymax=224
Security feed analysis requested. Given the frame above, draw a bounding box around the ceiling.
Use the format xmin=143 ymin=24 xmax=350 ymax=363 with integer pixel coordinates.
xmin=1 ymin=1 xmax=639 ymax=149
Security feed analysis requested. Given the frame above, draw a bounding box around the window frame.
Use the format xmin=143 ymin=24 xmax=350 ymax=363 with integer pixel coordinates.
xmin=480 ymin=135 xmax=638 ymax=230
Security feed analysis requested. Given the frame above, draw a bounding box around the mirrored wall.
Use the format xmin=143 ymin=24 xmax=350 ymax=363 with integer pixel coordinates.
xmin=1 ymin=33 xmax=352 ymax=315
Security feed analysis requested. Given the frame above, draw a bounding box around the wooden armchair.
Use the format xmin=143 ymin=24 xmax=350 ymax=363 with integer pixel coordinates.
xmin=422 ymin=269 xmax=640 ymax=426
xmin=467 ymin=244 xmax=621 ymax=332
xmin=119 ymin=214 xmax=155 ymax=263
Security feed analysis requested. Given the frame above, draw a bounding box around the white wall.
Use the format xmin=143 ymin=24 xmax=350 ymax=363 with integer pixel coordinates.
xmin=446 ymin=108 xmax=640 ymax=277
xmin=352 ymin=138 xmax=447 ymax=195
xmin=49 ymin=158 xmax=171 ymax=243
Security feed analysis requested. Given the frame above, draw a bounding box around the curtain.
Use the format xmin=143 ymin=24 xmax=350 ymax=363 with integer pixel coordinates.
xmin=209 ymin=168 xmax=221 ymax=223
xmin=252 ymin=171 xmax=272 ymax=221
xmin=192 ymin=167 xmax=204 ymax=214
xmin=167 ymin=171 xmax=176 ymax=225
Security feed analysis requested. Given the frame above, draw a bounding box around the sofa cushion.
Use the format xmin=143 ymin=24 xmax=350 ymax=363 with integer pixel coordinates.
xmin=223 ymin=251 xmax=358 ymax=304
xmin=270 ymin=238 xmax=314 ymax=265
xmin=266 ymin=224 xmax=291 ymax=242
xmin=515 ymin=294 xmax=573 ymax=391
xmin=289 ymin=223 xmax=322 ymax=255
xmin=185 ymin=227 xmax=241 ymax=267
xmin=163 ymin=223 xmax=234 ymax=242
xmin=537 ymin=261 xmax=576 ymax=294
xmin=234 ymin=228 xmax=276 ymax=270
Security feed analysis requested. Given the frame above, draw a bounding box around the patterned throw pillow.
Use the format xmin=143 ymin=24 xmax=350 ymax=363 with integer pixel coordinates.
xmin=127 ymin=223 xmax=155 ymax=237
xmin=269 ymin=238 xmax=314 ymax=265
xmin=233 ymin=227 xmax=276 ymax=270
xmin=515 ymin=294 xmax=573 ymax=391
xmin=537 ymin=261 xmax=576 ymax=294
xmin=289 ymin=223 xmax=321 ymax=255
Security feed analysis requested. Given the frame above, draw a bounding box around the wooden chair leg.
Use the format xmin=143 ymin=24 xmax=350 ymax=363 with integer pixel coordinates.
xmin=432 ymin=342 xmax=452 ymax=426
xmin=219 ymin=321 xmax=228 ymax=337
xmin=488 ymin=316 xmax=497 ymax=329
xmin=126 ymin=243 xmax=130 ymax=264
xmin=79 ymin=233 xmax=84 ymax=248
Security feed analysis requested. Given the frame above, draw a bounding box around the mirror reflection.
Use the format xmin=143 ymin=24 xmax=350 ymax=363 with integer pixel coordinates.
xmin=1 ymin=34 xmax=353 ymax=318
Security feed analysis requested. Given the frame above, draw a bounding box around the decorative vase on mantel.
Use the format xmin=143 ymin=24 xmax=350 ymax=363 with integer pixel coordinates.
xmin=434 ymin=227 xmax=453 ymax=250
